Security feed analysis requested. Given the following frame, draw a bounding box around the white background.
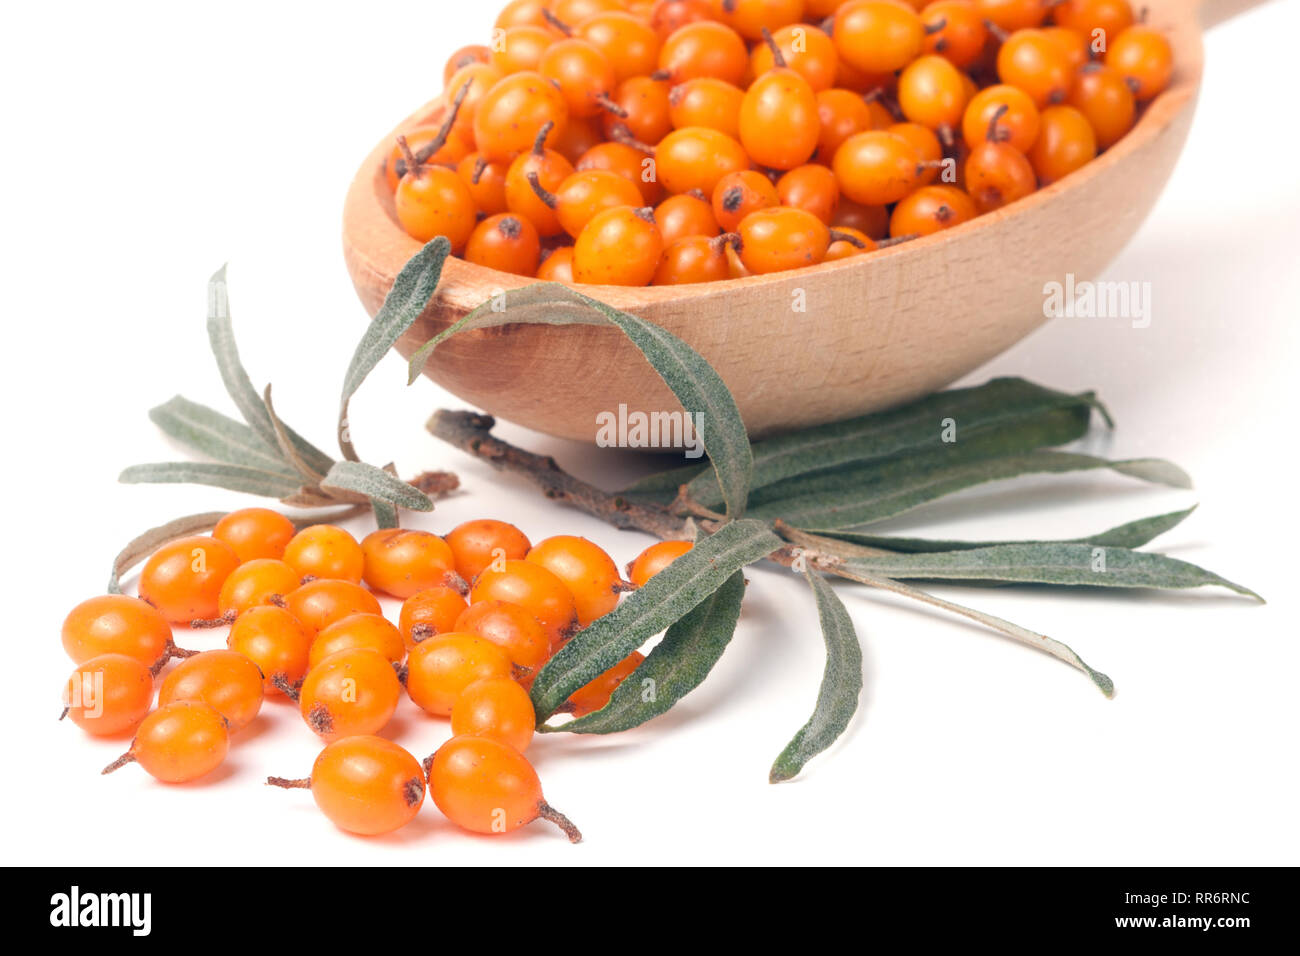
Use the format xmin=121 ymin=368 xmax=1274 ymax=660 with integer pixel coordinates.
xmin=2 ymin=2 xmax=1296 ymax=866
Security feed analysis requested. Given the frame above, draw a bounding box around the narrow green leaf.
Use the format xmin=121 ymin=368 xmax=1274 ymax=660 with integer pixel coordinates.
xmin=148 ymin=395 xmax=298 ymax=476
xmin=770 ymin=570 xmax=864 ymax=782
xmin=319 ymin=461 xmax=433 ymax=512
xmin=839 ymin=542 xmax=1261 ymax=599
xmin=206 ymin=265 xmax=335 ymax=476
xmin=547 ymin=571 xmax=746 ymax=734
xmin=338 ymin=237 xmax=451 ymax=462
xmin=405 ymin=281 xmax=753 ymax=516
xmin=370 ymin=497 xmax=400 ymax=529
xmin=261 ymin=385 xmax=327 ymax=483
xmin=669 ymin=377 xmax=1098 ymax=511
xmin=749 ymin=451 xmax=1190 ymax=530
xmin=530 ymin=519 xmax=782 ymax=720
xmin=819 ymin=507 xmax=1198 ymax=554
xmin=119 ymin=461 xmax=302 ymax=498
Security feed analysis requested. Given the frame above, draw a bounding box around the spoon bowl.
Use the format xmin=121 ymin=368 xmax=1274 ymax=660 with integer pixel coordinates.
xmin=343 ymin=0 xmax=1234 ymax=444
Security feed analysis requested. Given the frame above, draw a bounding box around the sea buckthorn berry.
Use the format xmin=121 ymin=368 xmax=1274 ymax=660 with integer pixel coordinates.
xmin=566 ymin=651 xmax=646 ymax=716
xmin=604 ymin=76 xmax=674 ymax=145
xmin=269 ymin=736 xmax=426 ymax=835
xmin=215 ymin=558 xmax=301 ymax=621
xmin=887 ymin=121 xmax=944 ymax=184
xmin=577 ymin=12 xmax=663 ymax=83
xmin=474 ymin=71 xmax=570 ymax=162
xmin=653 ymin=234 xmax=736 ymax=284
xmin=453 ymin=600 xmax=551 ymax=678
xmin=832 ymin=198 xmax=891 ymax=239
xmin=283 ymin=524 xmax=365 ymax=584
xmin=751 ymin=23 xmax=839 ymax=92
xmin=491 ymin=24 xmax=556 ymax=75
xmin=833 ymin=1 xmax=925 ymax=75
xmin=1043 ymin=26 xmax=1089 ymax=71
xmin=102 ymin=701 xmax=229 ymax=783
xmin=807 ymin=0 xmax=852 ymax=13
xmin=444 ymin=44 xmax=492 ymax=84
xmin=737 ymin=206 xmax=832 ymax=274
xmin=538 ymin=246 xmax=577 ymax=282
xmin=471 ymin=559 xmax=580 ymax=650
xmin=526 ymin=535 xmax=626 ymax=626
xmin=383 ymin=125 xmax=474 ymax=192
xmin=1068 ymin=62 xmax=1136 ymax=149
xmin=451 ymin=677 xmax=537 ymax=753
xmin=1105 ymin=25 xmax=1173 ymax=101
xmin=465 ymin=214 xmax=542 ymax=276
xmin=739 ymin=47 xmax=820 ymax=170
xmin=506 ymin=123 xmax=577 ymax=237
xmin=658 ymin=20 xmax=749 ymax=85
xmin=776 ymin=165 xmax=841 ymax=225
xmin=815 ymin=89 xmax=873 ymax=160
xmin=965 ymin=136 xmax=1037 ymax=212
xmin=577 ymin=141 xmax=663 ymax=204
xmin=445 ymin=63 xmax=508 ymax=138
xmin=725 ymin=240 xmax=752 ymax=278
xmin=294 ymin=647 xmax=402 ymax=742
xmin=555 ymin=0 xmax=626 ymax=22
xmin=920 ymin=0 xmax=988 ymax=69
xmin=497 ymin=0 xmax=564 ymax=31
xmin=445 ymin=518 xmax=533 ymax=582
xmin=394 ymin=147 xmax=478 ymax=251
xmin=1028 ymin=104 xmax=1096 ymax=183
xmin=997 ymin=28 xmax=1075 ymax=107
xmin=833 ymin=130 xmax=922 ymax=206
xmin=553 ymin=116 xmax=608 ymax=163
xmin=975 ymin=0 xmax=1048 ymax=31
xmin=540 ymin=38 xmax=618 ymax=119
xmin=406 ymin=633 xmax=514 ymax=716
xmin=543 ymin=169 xmax=647 ymax=238
xmin=213 ymin=508 xmax=296 ymax=562
xmin=282 ymin=579 xmax=382 ymax=638
xmin=668 ymin=77 xmax=745 ymax=138
xmin=715 ymin=0 xmax=807 ymax=41
xmin=573 ymin=205 xmax=664 ymax=286
xmin=139 ymin=535 xmax=240 ymax=624
xmin=650 ymin=0 xmax=715 ymax=41
xmin=711 ymin=170 xmax=779 ymax=232
xmin=310 ymin=613 xmax=405 ymax=670
xmin=824 ymin=225 xmax=878 ymax=260
xmin=655 ymin=126 xmax=750 ymax=196
xmin=228 ymin=605 xmax=313 ymax=692
xmin=898 ymin=54 xmax=970 ymax=131
xmin=361 ymin=528 xmax=457 ymax=600
xmin=1052 ymin=0 xmax=1133 ymax=42
xmin=655 ymin=190 xmax=721 ymax=243
xmin=426 ymin=735 xmax=583 ymax=841
xmin=627 ymin=539 xmax=693 ymax=587
xmin=399 ymin=586 xmax=470 ymax=649
xmin=158 ymin=649 xmax=265 ymax=731
xmin=962 ymin=84 xmax=1040 ymax=152
xmin=62 ymin=654 xmax=154 ymax=737
xmin=458 ymin=153 xmax=511 ymax=215
xmin=61 ymin=594 xmax=175 ymax=667
xmin=889 ymin=184 xmax=977 ymax=236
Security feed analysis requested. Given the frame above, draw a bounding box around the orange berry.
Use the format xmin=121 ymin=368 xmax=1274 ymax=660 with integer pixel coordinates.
xmin=281 ymin=579 xmax=382 ymax=638
xmin=445 ymin=519 xmax=533 ymax=582
xmin=157 ymin=649 xmax=265 ymax=731
xmin=138 ymin=535 xmax=239 ymax=624
xmin=996 ymin=28 xmax=1075 ymax=107
xmin=472 ymin=560 xmax=581 ymax=650
xmin=297 ymin=647 xmax=402 ymax=742
xmin=227 ymin=605 xmax=313 ymax=693
xmin=833 ymin=0 xmax=925 ymax=74
xmin=897 ymin=54 xmax=970 ymax=130
xmin=962 ymin=84 xmax=1040 ymax=152
xmin=603 ymin=75 xmax=674 ymax=145
xmin=751 ymin=23 xmax=839 ymax=92
xmin=832 ymin=198 xmax=891 ymax=239
xmin=426 ymin=735 xmax=582 ymax=840
xmin=1105 ymin=24 xmax=1173 ymax=100
xmin=965 ymin=138 xmax=1037 ymax=212
xmin=658 ymin=20 xmax=749 ymax=84
xmin=567 ymin=651 xmax=645 ymax=717
xmin=824 ymin=225 xmax=878 ymax=260
xmin=572 ymin=205 xmax=664 ymax=286
xmin=474 ymin=71 xmax=571 ymax=162
xmin=212 ymin=508 xmax=296 ymax=562
xmin=711 ymin=170 xmax=780 ymax=233
xmin=1053 ymin=0 xmax=1134 ymax=42
xmin=653 ymin=234 xmax=735 ymax=285
xmin=452 ymin=677 xmax=537 ymax=753
xmin=655 ymin=190 xmax=722 ymax=244
xmin=1028 ymin=104 xmax=1096 ymax=184
xmin=399 ymin=585 xmax=470 ymax=649
xmin=406 ymin=632 xmax=514 ymax=717
xmin=777 ymin=164 xmax=841 ymax=224
xmin=395 ymin=163 xmax=477 ymax=252
xmin=549 ymin=169 xmax=647 ymax=239
xmin=737 ymin=206 xmax=831 ymax=274
xmin=309 ymin=613 xmax=405 ymax=669
xmin=283 ymin=524 xmax=364 ymax=584
xmin=62 ymin=654 xmax=154 ymax=737
xmin=61 ymin=594 xmax=174 ymax=667
xmin=889 ymin=184 xmax=977 ymax=236
xmin=491 ymin=24 xmax=556 ymax=75
xmin=887 ymin=121 xmax=945 ymax=184
xmin=833 ymin=130 xmax=922 ymax=206
xmin=217 ymin=558 xmax=301 ymax=619
xmin=627 ymin=540 xmax=693 ymax=587
xmin=576 ymin=141 xmax=663 ymax=204
xmin=457 ymin=152 xmax=511 ymax=216
xmin=920 ymin=0 xmax=989 ymax=69
xmin=360 ymin=528 xmax=457 ymax=599
xmin=103 ymin=700 xmax=229 ymax=784
xmin=277 ymin=736 xmax=426 ymax=836
xmin=465 ymin=214 xmax=543 ymax=276
xmin=816 ymin=88 xmax=875 ymax=160
xmin=716 ymin=0 xmax=808 ymax=41
xmin=654 ymin=126 xmax=750 ymax=196
xmin=739 ymin=65 xmax=821 ymax=170
xmin=975 ymin=0 xmax=1049 ymax=31
xmin=525 ymin=535 xmax=625 ymax=626
xmin=1068 ymin=62 xmax=1136 ymax=149
xmin=577 ymin=12 xmax=663 ymax=83
xmin=540 ymin=38 xmax=617 ymax=119
xmin=444 ymin=44 xmax=492 ymax=85
xmin=453 ymin=600 xmax=551 ymax=679
xmin=506 ymin=125 xmax=577 ymax=237
xmin=537 ymin=246 xmax=577 ymax=282
xmin=668 ymin=77 xmax=745 ymax=138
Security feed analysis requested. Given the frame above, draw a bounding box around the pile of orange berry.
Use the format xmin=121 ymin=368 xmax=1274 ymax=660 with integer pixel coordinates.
xmin=61 ymin=506 xmax=693 ymax=841
xmin=388 ymin=0 xmax=1173 ymax=285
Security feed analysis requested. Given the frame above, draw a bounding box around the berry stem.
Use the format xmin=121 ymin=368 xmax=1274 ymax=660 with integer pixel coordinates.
xmin=541 ymin=8 xmax=572 ymax=34
xmin=266 ymin=776 xmax=311 ymax=789
xmin=537 ymin=801 xmax=583 ymax=843
xmin=595 ymin=92 xmax=628 ymax=118
xmin=760 ymin=27 xmax=787 ymax=69
xmin=829 ymin=229 xmax=867 ymax=249
xmin=102 ymin=751 xmax=137 ymax=775
xmin=527 ymin=171 xmax=560 ymax=209
xmin=271 ymin=673 xmax=302 ymax=701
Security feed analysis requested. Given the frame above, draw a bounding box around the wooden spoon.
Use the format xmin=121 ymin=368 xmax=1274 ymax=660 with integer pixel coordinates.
xmin=343 ymin=0 xmax=1264 ymax=444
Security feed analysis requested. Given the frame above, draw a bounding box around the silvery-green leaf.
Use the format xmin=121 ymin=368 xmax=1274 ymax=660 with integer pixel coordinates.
xmin=148 ymin=395 xmax=298 ymax=476
xmin=319 ymin=460 xmax=433 ymax=512
xmin=119 ymin=461 xmax=302 ymax=499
